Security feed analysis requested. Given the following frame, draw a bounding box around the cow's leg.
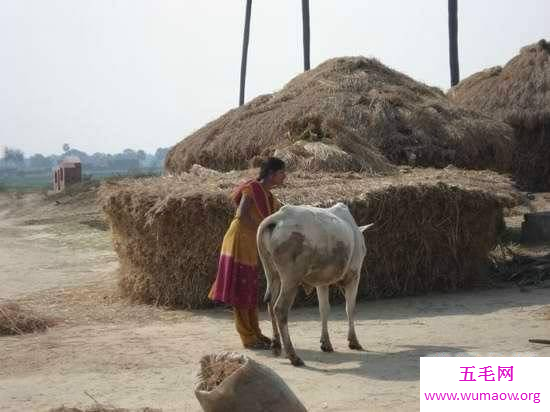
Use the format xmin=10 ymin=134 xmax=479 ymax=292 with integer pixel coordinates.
xmin=268 ymin=301 xmax=281 ymax=356
xmin=274 ymin=282 xmax=303 ymax=366
xmin=316 ymin=285 xmax=334 ymax=352
xmin=344 ymin=273 xmax=364 ymax=350
xmin=264 ymin=267 xmax=282 ymax=356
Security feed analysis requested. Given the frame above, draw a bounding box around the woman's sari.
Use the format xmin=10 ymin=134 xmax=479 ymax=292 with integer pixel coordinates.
xmin=208 ymin=179 xmax=279 ymax=308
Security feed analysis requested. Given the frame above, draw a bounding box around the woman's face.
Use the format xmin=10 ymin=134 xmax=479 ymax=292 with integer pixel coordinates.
xmin=271 ymin=168 xmax=286 ymax=186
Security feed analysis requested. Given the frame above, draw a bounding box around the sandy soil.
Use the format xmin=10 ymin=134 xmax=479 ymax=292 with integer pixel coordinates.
xmin=0 ymin=191 xmax=549 ymax=412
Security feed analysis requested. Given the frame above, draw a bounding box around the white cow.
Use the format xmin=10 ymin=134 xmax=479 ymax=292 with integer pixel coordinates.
xmin=257 ymin=202 xmax=373 ymax=366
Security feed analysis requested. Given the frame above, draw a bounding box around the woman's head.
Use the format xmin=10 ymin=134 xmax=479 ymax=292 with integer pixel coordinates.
xmin=258 ymin=157 xmax=286 ymax=186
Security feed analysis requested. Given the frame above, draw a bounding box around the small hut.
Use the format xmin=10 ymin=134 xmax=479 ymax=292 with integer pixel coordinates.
xmin=449 ymin=40 xmax=550 ymax=191
xmin=53 ymin=156 xmax=82 ymax=192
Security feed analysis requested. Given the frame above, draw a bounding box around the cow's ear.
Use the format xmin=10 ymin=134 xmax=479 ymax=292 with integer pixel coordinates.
xmin=359 ymin=223 xmax=375 ymax=233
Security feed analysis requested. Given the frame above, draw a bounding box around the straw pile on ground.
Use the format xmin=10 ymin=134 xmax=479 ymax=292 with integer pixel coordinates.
xmin=449 ymin=40 xmax=550 ymax=191
xmin=99 ymin=167 xmax=521 ymax=309
xmin=165 ymin=57 xmax=513 ymax=174
xmin=491 ymin=246 xmax=550 ymax=287
xmin=0 ymin=301 xmax=54 ymax=336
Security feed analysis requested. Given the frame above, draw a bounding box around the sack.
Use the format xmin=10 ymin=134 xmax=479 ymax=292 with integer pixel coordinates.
xmin=194 ymin=352 xmax=307 ymax=412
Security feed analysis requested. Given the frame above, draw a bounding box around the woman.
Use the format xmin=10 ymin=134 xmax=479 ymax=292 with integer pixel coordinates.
xmin=209 ymin=157 xmax=286 ymax=349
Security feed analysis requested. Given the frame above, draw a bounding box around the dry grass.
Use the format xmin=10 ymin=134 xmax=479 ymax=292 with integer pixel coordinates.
xmin=274 ymin=139 xmax=397 ymax=174
xmin=166 ymin=57 xmax=512 ymax=174
xmin=449 ymin=39 xmax=550 ymax=190
xmin=490 ymin=245 xmax=550 ymax=287
xmin=196 ymin=352 xmax=245 ymax=392
xmin=449 ymin=40 xmax=550 ymax=119
xmin=0 ymin=301 xmax=55 ymax=336
xmin=508 ymin=112 xmax=550 ymax=191
xmin=99 ymin=167 xmax=521 ymax=309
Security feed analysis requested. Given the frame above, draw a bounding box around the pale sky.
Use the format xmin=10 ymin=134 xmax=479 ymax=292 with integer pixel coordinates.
xmin=1 ymin=0 xmax=549 ymax=156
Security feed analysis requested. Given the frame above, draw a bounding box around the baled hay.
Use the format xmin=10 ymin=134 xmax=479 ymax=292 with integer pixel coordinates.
xmin=0 ymin=301 xmax=54 ymax=336
xmin=99 ymin=168 xmax=521 ymax=308
xmin=449 ymin=40 xmax=550 ymax=190
xmin=196 ymin=352 xmax=245 ymax=392
xmin=166 ymin=57 xmax=512 ymax=174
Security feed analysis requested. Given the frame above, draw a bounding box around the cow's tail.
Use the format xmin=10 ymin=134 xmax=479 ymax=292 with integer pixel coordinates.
xmin=257 ymin=214 xmax=279 ymax=304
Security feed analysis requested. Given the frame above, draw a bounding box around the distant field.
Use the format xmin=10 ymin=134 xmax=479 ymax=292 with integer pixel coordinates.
xmin=0 ymin=168 xmax=163 ymax=192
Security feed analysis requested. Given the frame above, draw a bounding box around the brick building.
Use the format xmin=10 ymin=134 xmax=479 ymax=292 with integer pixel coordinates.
xmin=53 ymin=157 xmax=82 ymax=192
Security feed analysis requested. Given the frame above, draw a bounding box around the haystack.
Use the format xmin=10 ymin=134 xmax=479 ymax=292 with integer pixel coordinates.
xmin=449 ymin=40 xmax=550 ymax=190
xmin=165 ymin=57 xmax=513 ymax=174
xmin=0 ymin=301 xmax=54 ymax=336
xmin=99 ymin=168 xmax=521 ymax=309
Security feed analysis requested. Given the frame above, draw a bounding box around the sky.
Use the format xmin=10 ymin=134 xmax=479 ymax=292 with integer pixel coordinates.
xmin=1 ymin=0 xmax=549 ymax=156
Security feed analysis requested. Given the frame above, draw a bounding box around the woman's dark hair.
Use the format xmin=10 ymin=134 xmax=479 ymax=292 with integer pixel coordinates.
xmin=258 ymin=157 xmax=285 ymax=180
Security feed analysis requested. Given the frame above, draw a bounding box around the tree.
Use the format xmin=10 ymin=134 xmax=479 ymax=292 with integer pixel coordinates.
xmin=62 ymin=143 xmax=70 ymax=152
xmin=2 ymin=148 xmax=25 ymax=169
xmin=90 ymin=152 xmax=110 ymax=169
xmin=29 ymin=153 xmax=52 ymax=169
xmin=302 ymin=0 xmax=310 ymax=71
xmin=64 ymin=148 xmax=89 ymax=163
xmin=136 ymin=150 xmax=146 ymax=166
xmin=153 ymin=147 xmax=170 ymax=168
xmin=122 ymin=148 xmax=137 ymax=158
xmin=448 ymin=0 xmax=460 ymax=86
xmin=239 ymin=0 xmax=253 ymax=106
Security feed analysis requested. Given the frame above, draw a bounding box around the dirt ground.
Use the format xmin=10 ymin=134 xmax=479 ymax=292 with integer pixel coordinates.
xmin=0 ymin=190 xmax=549 ymax=412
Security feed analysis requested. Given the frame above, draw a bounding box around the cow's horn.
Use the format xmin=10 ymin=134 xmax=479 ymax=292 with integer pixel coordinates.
xmin=359 ymin=223 xmax=375 ymax=232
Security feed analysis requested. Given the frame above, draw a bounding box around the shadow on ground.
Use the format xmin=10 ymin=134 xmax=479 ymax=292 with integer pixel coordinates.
xmin=253 ymin=344 xmax=469 ymax=381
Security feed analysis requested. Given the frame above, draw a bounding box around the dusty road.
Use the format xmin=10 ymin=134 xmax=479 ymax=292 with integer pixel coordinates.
xmin=0 ymin=192 xmax=549 ymax=411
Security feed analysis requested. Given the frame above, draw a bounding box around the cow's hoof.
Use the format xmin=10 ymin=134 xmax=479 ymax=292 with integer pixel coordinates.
xmin=321 ymin=342 xmax=334 ymax=353
xmin=349 ymin=341 xmax=364 ymax=351
xmin=290 ymin=357 xmax=305 ymax=367
xmin=271 ymin=342 xmax=282 ymax=357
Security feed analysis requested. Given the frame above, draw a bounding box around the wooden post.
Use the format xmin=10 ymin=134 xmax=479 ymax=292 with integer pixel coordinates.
xmin=239 ymin=0 xmax=253 ymax=106
xmin=302 ymin=0 xmax=310 ymax=71
xmin=448 ymin=0 xmax=460 ymax=86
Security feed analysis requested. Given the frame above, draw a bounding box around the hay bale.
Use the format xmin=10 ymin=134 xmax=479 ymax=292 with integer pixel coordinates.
xmin=165 ymin=57 xmax=512 ymax=174
xmin=194 ymin=352 xmax=307 ymax=412
xmin=449 ymin=40 xmax=550 ymax=190
xmin=99 ymin=169 xmax=521 ymax=309
xmin=0 ymin=301 xmax=54 ymax=336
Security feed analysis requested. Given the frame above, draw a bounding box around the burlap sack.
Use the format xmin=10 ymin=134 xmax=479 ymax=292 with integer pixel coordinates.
xmin=194 ymin=352 xmax=307 ymax=412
